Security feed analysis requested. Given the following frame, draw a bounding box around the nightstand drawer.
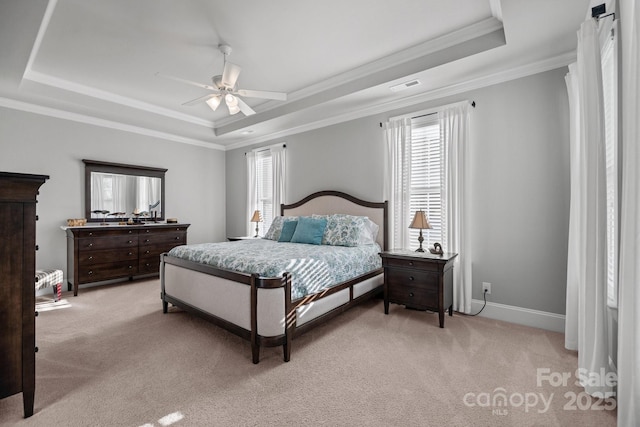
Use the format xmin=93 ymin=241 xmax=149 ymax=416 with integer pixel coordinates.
xmin=386 ymin=268 xmax=439 ymax=290
xmin=382 ymin=256 xmax=441 ymax=272
xmin=388 ymin=283 xmax=437 ymax=309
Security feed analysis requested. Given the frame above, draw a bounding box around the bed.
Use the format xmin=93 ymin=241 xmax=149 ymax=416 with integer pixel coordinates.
xmin=160 ymin=190 xmax=388 ymax=363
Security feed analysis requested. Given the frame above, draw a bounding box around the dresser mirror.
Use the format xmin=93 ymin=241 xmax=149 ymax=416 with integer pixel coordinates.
xmin=83 ymin=159 xmax=167 ymax=223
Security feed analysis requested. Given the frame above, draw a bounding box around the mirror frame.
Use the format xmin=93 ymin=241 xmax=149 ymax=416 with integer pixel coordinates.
xmin=83 ymin=159 xmax=167 ymax=223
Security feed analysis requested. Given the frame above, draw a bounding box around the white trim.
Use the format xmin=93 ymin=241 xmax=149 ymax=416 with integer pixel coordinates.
xmin=469 ymin=299 xmax=566 ymax=333
xmin=22 ymin=70 xmax=215 ymax=129
xmin=23 ymin=0 xmax=57 ymax=81
xmin=0 ymin=97 xmax=223 ymax=150
xmin=215 ymin=17 xmax=504 ymax=129
xmin=225 ymin=51 xmax=575 ymax=151
xmin=22 ymin=0 xmax=214 ymax=130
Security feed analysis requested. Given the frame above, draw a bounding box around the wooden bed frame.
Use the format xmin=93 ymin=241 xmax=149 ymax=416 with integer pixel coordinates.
xmin=160 ymin=190 xmax=388 ymax=363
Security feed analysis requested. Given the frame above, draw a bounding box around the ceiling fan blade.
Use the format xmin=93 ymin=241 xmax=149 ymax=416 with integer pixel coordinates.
xmin=155 ymin=72 xmax=219 ymax=91
xmin=181 ymin=93 xmax=217 ymax=106
xmin=221 ymin=62 xmax=242 ymax=88
xmin=236 ymin=89 xmax=287 ymax=101
xmin=235 ymin=96 xmax=256 ymax=116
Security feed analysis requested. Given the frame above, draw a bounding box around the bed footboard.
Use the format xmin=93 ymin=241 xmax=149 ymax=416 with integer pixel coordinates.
xmin=160 ymin=254 xmax=382 ymax=363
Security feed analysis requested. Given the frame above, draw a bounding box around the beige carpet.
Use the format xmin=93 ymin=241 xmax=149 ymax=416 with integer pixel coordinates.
xmin=1 ymin=279 xmax=617 ymax=427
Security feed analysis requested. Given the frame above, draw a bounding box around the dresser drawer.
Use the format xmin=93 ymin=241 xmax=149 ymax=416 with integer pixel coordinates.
xmin=78 ymin=248 xmax=138 ymax=265
xmin=140 ymin=226 xmax=188 ymax=235
xmin=382 ymin=256 xmax=442 ymax=272
xmin=139 ymin=255 xmax=161 ymax=274
xmin=386 ymin=268 xmax=439 ymax=290
xmin=78 ymin=235 xmax=139 ymax=251
xmin=139 ymin=242 xmax=184 ymax=258
xmin=78 ymin=261 xmax=138 ymax=283
xmin=139 ymin=232 xmax=186 ymax=247
xmin=387 ymin=283 xmax=438 ymax=309
xmin=75 ymin=228 xmax=136 ymax=238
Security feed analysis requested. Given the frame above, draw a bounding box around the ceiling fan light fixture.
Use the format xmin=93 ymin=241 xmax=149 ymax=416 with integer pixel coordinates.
xmin=228 ymin=104 xmax=241 ymax=115
xmin=206 ymin=96 xmax=222 ymax=111
xmin=225 ymin=94 xmax=238 ymax=107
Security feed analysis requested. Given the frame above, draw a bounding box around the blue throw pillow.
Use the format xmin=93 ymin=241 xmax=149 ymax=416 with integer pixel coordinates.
xmin=278 ymin=220 xmax=298 ymax=242
xmin=290 ymin=216 xmax=327 ymax=245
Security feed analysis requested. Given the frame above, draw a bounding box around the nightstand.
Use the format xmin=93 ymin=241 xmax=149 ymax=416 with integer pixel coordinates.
xmin=379 ymin=250 xmax=458 ymax=328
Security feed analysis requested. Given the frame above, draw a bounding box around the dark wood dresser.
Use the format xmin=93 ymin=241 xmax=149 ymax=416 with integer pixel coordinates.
xmin=380 ymin=250 xmax=458 ymax=328
xmin=0 ymin=172 xmax=48 ymax=418
xmin=65 ymin=223 xmax=189 ymax=295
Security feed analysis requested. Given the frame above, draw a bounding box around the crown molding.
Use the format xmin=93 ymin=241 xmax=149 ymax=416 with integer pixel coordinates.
xmin=0 ymin=96 xmax=223 ymax=150
xmin=225 ymin=51 xmax=575 ymax=151
xmin=22 ymin=0 xmax=215 ymax=129
xmin=22 ymin=70 xmax=215 ymax=129
xmin=215 ymin=17 xmax=504 ymax=130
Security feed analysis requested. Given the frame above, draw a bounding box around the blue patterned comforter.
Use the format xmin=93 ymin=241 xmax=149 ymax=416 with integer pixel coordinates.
xmin=167 ymin=239 xmax=382 ymax=299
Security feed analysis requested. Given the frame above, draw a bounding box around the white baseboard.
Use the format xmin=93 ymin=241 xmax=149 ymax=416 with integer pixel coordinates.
xmin=469 ymin=299 xmax=566 ymax=333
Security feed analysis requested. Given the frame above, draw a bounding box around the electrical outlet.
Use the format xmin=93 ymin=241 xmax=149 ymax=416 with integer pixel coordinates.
xmin=482 ymin=282 xmax=492 ymax=295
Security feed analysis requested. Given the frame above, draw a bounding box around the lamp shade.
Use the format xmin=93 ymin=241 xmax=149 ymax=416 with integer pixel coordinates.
xmin=250 ymin=210 xmax=262 ymax=223
xmin=409 ymin=210 xmax=431 ymax=229
xmin=206 ymin=95 xmax=222 ymax=111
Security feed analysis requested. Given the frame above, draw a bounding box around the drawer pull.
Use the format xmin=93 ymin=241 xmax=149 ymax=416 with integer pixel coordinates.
xmin=88 ymin=243 xmax=93 ymax=248
xmin=128 ymin=240 xmax=133 ymax=244
xmin=128 ymin=230 xmax=133 ymax=234
xmin=175 ymin=236 xmax=181 ymax=240
xmin=128 ymin=265 xmax=133 ymax=269
xmin=128 ymin=252 xmax=133 ymax=256
xmin=409 ymin=261 xmax=413 ymax=266
xmin=145 ymin=239 xmax=150 ymax=243
xmin=146 ymin=230 xmax=150 ymax=233
xmin=409 ymin=292 xmax=414 ymax=297
xmin=88 ymin=271 xmax=93 ymax=275
xmin=88 ymin=256 xmax=93 ymax=260
xmin=145 ymin=250 xmax=150 ymax=254
xmin=409 ymin=276 xmax=415 ymax=281
xmin=89 ymin=232 xmax=93 ymax=236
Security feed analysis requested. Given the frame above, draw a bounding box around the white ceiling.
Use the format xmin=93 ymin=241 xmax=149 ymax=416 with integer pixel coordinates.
xmin=0 ymin=0 xmax=590 ymax=150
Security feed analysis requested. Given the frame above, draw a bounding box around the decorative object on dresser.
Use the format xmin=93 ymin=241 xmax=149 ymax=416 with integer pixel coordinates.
xmin=408 ymin=210 xmax=432 ymax=252
xmin=380 ymin=250 xmax=458 ymax=328
xmin=250 ymin=209 xmax=262 ymax=237
xmin=65 ymin=223 xmax=189 ymax=296
xmin=0 ymin=171 xmax=48 ymax=418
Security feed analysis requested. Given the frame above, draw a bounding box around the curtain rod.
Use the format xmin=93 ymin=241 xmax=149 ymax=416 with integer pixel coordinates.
xmin=380 ymin=100 xmax=475 ymax=127
xmin=244 ymin=143 xmax=286 ymax=155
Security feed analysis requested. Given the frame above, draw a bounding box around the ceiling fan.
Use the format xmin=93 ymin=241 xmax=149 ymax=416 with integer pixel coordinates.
xmin=156 ymin=44 xmax=287 ymax=116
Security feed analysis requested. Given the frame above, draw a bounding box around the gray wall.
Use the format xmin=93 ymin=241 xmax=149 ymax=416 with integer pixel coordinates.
xmin=0 ymin=108 xmax=226 ymax=286
xmin=226 ymin=68 xmax=570 ymax=315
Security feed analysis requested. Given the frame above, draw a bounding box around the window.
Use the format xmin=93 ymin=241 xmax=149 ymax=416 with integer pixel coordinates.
xmin=408 ymin=115 xmax=445 ymax=251
xmin=247 ymin=144 xmax=286 ymax=237
xmin=255 ymin=149 xmax=274 ymax=232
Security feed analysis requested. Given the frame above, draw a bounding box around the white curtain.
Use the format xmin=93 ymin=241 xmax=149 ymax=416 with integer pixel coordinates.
xmin=383 ymin=117 xmax=412 ymax=249
xmin=271 ymin=145 xmax=286 ymax=219
xmin=246 ymin=151 xmax=257 ymax=236
xmin=564 ymin=18 xmax=614 ymax=397
xmin=617 ymin=0 xmax=640 ymax=424
xmin=440 ymin=102 xmax=472 ymax=314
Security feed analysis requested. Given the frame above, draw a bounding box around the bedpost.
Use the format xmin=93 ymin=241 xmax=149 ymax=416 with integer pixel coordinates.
xmin=160 ymin=253 xmax=168 ymax=313
xmin=283 ymin=272 xmax=294 ymax=362
xmin=250 ymin=273 xmax=260 ymax=364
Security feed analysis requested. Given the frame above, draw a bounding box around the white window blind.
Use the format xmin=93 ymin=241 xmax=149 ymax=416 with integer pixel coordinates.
xmin=601 ymin=25 xmax=618 ymax=309
xmin=255 ymin=149 xmax=274 ymax=233
xmin=409 ymin=115 xmax=445 ymax=251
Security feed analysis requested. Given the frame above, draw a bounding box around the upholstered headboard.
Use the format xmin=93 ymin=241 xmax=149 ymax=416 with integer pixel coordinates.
xmin=281 ymin=190 xmax=388 ymax=250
